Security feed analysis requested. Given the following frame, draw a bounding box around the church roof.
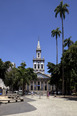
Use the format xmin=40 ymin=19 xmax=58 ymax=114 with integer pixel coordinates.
xmin=36 ymin=72 xmax=51 ymax=78
xmin=36 ymin=40 xmax=41 ymax=51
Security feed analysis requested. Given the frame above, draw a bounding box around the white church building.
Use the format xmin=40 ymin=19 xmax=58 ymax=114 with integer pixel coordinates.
xmin=25 ymin=40 xmax=52 ymax=92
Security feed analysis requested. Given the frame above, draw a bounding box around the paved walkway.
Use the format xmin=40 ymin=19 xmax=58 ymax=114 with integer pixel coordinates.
xmin=0 ymin=95 xmax=77 ymax=116
xmin=0 ymin=97 xmax=36 ymax=116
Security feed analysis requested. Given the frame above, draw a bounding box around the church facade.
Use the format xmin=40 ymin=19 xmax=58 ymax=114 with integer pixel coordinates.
xmin=25 ymin=40 xmax=52 ymax=92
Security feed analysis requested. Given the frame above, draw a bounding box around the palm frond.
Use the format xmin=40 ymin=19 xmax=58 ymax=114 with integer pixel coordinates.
xmin=64 ymin=36 xmax=74 ymax=48
xmin=63 ymin=3 xmax=69 ymax=8
xmin=54 ymin=1 xmax=69 ymax=19
xmin=51 ymin=28 xmax=61 ymax=38
xmin=64 ymin=8 xmax=69 ymax=14
xmin=63 ymin=11 xmax=65 ymax=19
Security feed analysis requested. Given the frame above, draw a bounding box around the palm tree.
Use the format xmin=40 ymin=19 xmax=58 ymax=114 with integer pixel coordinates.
xmin=54 ymin=1 xmax=69 ymax=53
xmin=54 ymin=1 xmax=69 ymax=95
xmin=64 ymin=36 xmax=74 ymax=49
xmin=51 ymin=28 xmax=61 ymax=64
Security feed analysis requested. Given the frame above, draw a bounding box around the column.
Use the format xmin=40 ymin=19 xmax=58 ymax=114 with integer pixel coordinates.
xmin=36 ymin=63 xmax=38 ymax=70
xmin=47 ymin=81 xmax=48 ymax=91
xmin=40 ymin=81 xmax=41 ymax=90
xmin=36 ymin=81 xmax=38 ymax=90
xmin=33 ymin=63 xmax=34 ymax=69
xmin=33 ymin=81 xmax=34 ymax=91
xmin=40 ymin=63 xmax=41 ymax=70
xmin=43 ymin=81 xmax=45 ymax=91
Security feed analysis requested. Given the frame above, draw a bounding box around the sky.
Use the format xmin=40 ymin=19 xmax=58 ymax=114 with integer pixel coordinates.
xmin=0 ymin=0 xmax=77 ymax=74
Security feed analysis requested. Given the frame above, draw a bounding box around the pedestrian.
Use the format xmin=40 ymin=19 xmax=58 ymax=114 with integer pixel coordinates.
xmin=31 ymin=91 xmax=33 ymax=97
xmin=6 ymin=89 xmax=7 ymax=95
xmin=39 ymin=92 xmax=41 ymax=99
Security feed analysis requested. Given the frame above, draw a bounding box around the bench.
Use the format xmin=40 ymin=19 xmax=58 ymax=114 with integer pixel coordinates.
xmin=8 ymin=94 xmax=19 ymax=99
xmin=14 ymin=97 xmax=24 ymax=102
xmin=0 ymin=99 xmax=11 ymax=103
xmin=8 ymin=94 xmax=24 ymax=102
xmin=19 ymin=97 xmax=24 ymax=102
xmin=0 ymin=97 xmax=24 ymax=103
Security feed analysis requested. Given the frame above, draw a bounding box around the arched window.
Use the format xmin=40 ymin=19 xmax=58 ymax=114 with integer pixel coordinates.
xmin=38 ymin=64 xmax=40 ymax=69
xmin=34 ymin=64 xmax=36 ymax=69
xmin=41 ymin=64 xmax=43 ymax=69
xmin=38 ymin=53 xmax=40 ymax=57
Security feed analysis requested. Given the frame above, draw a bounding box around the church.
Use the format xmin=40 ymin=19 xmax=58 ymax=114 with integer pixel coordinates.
xmin=25 ymin=40 xmax=52 ymax=92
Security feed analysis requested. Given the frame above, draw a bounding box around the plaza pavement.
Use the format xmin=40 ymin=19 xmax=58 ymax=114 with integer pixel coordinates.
xmin=0 ymin=95 xmax=77 ymax=116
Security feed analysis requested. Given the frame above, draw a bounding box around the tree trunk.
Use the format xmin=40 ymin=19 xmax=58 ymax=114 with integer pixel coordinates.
xmin=62 ymin=15 xmax=65 ymax=95
xmin=56 ymin=37 xmax=58 ymax=64
xmin=22 ymin=80 xmax=25 ymax=96
xmin=56 ymin=83 xmax=58 ymax=95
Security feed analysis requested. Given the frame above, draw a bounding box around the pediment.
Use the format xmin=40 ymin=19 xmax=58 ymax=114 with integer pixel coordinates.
xmin=36 ymin=72 xmax=50 ymax=79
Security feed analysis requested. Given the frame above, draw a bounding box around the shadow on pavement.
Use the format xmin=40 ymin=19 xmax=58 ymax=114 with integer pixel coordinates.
xmin=57 ymin=95 xmax=77 ymax=101
xmin=0 ymin=96 xmax=36 ymax=116
xmin=63 ymin=96 xmax=77 ymax=101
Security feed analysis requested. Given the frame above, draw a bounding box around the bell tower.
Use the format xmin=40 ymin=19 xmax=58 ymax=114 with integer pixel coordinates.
xmin=33 ymin=40 xmax=45 ymax=73
xmin=36 ymin=40 xmax=41 ymax=59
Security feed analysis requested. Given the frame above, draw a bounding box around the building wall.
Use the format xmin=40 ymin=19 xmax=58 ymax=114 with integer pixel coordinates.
xmin=25 ymin=40 xmax=52 ymax=92
xmin=25 ymin=78 xmax=52 ymax=92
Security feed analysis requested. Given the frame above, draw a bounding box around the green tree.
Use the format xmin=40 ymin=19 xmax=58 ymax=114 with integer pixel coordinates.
xmin=64 ymin=36 xmax=74 ymax=49
xmin=0 ymin=59 xmax=11 ymax=81
xmin=47 ymin=62 xmax=55 ymax=74
xmin=0 ymin=59 xmax=4 ymax=79
xmin=62 ymin=41 xmax=77 ymax=94
xmin=5 ymin=62 xmax=37 ymax=95
xmin=5 ymin=67 xmax=19 ymax=91
xmin=54 ymin=1 xmax=69 ymax=94
xmin=54 ymin=1 xmax=69 ymax=53
xmin=51 ymin=28 xmax=61 ymax=64
xmin=18 ymin=62 xmax=37 ymax=95
xmin=47 ymin=62 xmax=62 ymax=94
xmin=18 ymin=62 xmax=28 ymax=95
